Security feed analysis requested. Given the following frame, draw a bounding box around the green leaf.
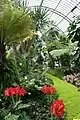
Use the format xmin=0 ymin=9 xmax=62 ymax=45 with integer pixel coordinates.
xmin=49 ymin=49 xmax=70 ymax=58
xmin=5 ymin=113 xmax=19 ymax=120
xmin=18 ymin=112 xmax=30 ymax=120
xmin=0 ymin=0 xmax=35 ymax=45
xmin=15 ymin=104 xmax=31 ymax=110
xmin=13 ymin=100 xmax=22 ymax=109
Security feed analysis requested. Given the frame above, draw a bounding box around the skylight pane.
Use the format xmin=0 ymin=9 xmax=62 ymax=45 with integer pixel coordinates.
xmin=27 ymin=0 xmax=80 ymax=33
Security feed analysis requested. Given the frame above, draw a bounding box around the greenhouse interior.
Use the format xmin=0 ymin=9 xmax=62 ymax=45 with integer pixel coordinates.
xmin=0 ymin=0 xmax=80 ymax=119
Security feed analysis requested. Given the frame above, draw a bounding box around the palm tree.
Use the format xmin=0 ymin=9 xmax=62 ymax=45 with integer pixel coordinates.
xmin=0 ymin=0 xmax=35 ymax=66
xmin=0 ymin=0 xmax=35 ymax=90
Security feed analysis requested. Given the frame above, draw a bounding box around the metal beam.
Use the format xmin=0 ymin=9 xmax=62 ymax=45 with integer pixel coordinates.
xmin=28 ymin=6 xmax=72 ymax=34
xmin=28 ymin=5 xmax=72 ymax=23
xmin=40 ymin=0 xmax=44 ymax=6
xmin=54 ymin=0 xmax=62 ymax=10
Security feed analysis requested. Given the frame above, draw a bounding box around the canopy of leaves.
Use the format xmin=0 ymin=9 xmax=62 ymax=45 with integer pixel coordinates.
xmin=68 ymin=16 xmax=80 ymax=71
xmin=68 ymin=16 xmax=80 ymax=43
xmin=30 ymin=7 xmax=51 ymax=32
xmin=0 ymin=0 xmax=35 ymax=45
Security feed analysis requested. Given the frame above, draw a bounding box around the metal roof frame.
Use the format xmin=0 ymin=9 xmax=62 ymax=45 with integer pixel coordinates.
xmin=27 ymin=0 xmax=80 ymax=33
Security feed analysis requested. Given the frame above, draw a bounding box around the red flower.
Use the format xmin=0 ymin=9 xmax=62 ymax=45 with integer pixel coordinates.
xmin=41 ymin=85 xmax=56 ymax=95
xmin=4 ymin=86 xmax=27 ymax=96
xmin=51 ymin=100 xmax=64 ymax=118
xmin=4 ymin=88 xmax=10 ymax=96
xmin=18 ymin=87 xmax=27 ymax=96
xmin=8 ymin=87 xmax=16 ymax=96
xmin=15 ymin=86 xmax=21 ymax=95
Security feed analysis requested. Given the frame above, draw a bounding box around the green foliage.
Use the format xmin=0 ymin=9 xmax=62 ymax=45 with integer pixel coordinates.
xmin=2 ymin=1 xmax=79 ymax=120
xmin=0 ymin=0 xmax=35 ymax=91
xmin=50 ymin=49 xmax=70 ymax=58
xmin=0 ymin=100 xmax=31 ymax=120
xmin=46 ymin=73 xmax=80 ymax=120
xmin=42 ymin=26 xmax=73 ymax=72
xmin=45 ymin=29 xmax=78 ymax=75
xmin=0 ymin=0 xmax=35 ymax=45
xmin=4 ymin=112 xmax=30 ymax=120
xmin=68 ymin=16 xmax=80 ymax=71
xmin=0 ymin=57 xmax=19 ymax=92
xmin=14 ymin=6 xmax=51 ymax=94
xmin=68 ymin=16 xmax=80 ymax=43
xmin=14 ymin=101 xmax=30 ymax=111
xmin=25 ymin=98 xmax=50 ymax=120
xmin=20 ymin=70 xmax=49 ymax=91
xmin=17 ymin=54 xmax=49 ymax=93
xmin=5 ymin=114 xmax=19 ymax=120
xmin=47 ymin=68 xmax=64 ymax=79
xmin=31 ymin=6 xmax=50 ymax=31
xmin=18 ymin=112 xmax=30 ymax=120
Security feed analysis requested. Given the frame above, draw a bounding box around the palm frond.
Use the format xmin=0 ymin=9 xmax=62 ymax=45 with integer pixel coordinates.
xmin=0 ymin=1 xmax=35 ymax=45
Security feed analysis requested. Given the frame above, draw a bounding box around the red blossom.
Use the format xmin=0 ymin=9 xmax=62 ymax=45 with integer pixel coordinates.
xmin=18 ymin=87 xmax=27 ymax=96
xmin=41 ymin=85 xmax=56 ymax=95
xmin=4 ymin=86 xmax=27 ymax=96
xmin=51 ymin=100 xmax=64 ymax=118
xmin=15 ymin=86 xmax=21 ymax=95
xmin=9 ymin=87 xmax=16 ymax=96
xmin=4 ymin=88 xmax=10 ymax=96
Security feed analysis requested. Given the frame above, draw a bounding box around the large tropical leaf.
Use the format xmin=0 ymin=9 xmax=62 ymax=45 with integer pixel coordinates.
xmin=49 ymin=49 xmax=70 ymax=58
xmin=49 ymin=41 xmax=77 ymax=58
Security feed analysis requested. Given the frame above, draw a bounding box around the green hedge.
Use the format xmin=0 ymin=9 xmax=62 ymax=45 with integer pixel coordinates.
xmin=46 ymin=73 xmax=80 ymax=120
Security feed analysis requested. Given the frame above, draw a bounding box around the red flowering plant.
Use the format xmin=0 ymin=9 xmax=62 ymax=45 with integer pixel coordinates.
xmin=41 ymin=85 xmax=65 ymax=120
xmin=41 ymin=85 xmax=57 ymax=104
xmin=41 ymin=85 xmax=56 ymax=95
xmin=4 ymin=86 xmax=27 ymax=104
xmin=3 ymin=86 xmax=32 ymax=118
xmin=51 ymin=100 xmax=64 ymax=119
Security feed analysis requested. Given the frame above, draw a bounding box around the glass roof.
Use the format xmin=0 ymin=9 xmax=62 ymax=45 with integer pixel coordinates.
xmin=27 ymin=0 xmax=80 ymax=33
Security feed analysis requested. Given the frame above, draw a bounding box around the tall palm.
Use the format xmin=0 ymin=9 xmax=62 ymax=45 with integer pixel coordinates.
xmin=0 ymin=0 xmax=35 ymax=65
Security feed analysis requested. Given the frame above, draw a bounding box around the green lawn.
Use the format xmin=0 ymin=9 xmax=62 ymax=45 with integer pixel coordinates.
xmin=46 ymin=73 xmax=80 ymax=120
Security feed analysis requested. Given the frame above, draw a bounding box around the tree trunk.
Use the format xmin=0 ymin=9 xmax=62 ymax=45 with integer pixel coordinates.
xmin=12 ymin=44 xmax=19 ymax=65
xmin=0 ymin=40 xmax=6 ymax=91
xmin=0 ymin=40 xmax=6 ymax=70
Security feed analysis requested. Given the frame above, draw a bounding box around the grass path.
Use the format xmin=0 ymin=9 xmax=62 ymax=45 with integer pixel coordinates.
xmin=46 ymin=73 xmax=80 ymax=120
